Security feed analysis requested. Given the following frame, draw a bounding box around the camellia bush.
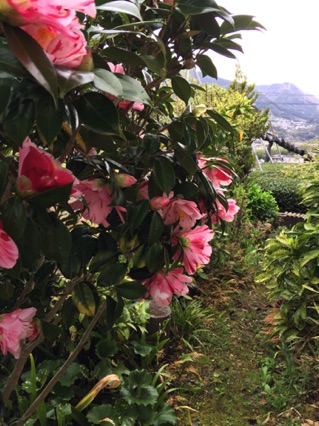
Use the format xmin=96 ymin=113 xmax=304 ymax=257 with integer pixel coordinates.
xmin=0 ymin=0 xmax=262 ymax=424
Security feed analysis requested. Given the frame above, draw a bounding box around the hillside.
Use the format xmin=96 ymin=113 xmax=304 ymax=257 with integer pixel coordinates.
xmin=195 ymin=72 xmax=319 ymax=141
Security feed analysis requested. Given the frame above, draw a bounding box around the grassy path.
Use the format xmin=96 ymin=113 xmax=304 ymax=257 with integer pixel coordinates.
xmin=170 ymin=281 xmax=319 ymax=426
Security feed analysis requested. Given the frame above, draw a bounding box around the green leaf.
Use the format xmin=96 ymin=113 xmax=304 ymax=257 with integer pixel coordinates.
xmin=140 ymin=53 xmax=166 ymax=78
xmin=300 ymin=249 xmax=319 ymax=267
xmin=56 ymin=68 xmax=94 ymax=97
xmin=117 ymin=281 xmax=147 ymax=300
xmin=4 ymin=25 xmax=58 ymax=105
xmin=96 ymin=338 xmax=118 ymax=358
xmin=39 ymin=213 xmax=72 ymax=263
xmin=89 ymin=249 xmax=118 ymax=273
xmin=0 ymin=160 xmax=9 ymax=198
xmin=0 ymin=38 xmax=28 ymax=77
xmin=97 ymin=1 xmax=142 ymax=20
xmin=153 ymin=157 xmax=175 ymax=194
xmin=220 ymin=15 xmax=265 ymax=34
xmin=196 ymin=54 xmax=217 ymax=78
xmin=59 ymin=363 xmax=81 ymax=387
xmin=3 ymin=96 xmax=35 ymax=145
xmin=93 ymin=68 xmax=123 ymax=98
xmin=143 ymin=134 xmax=160 ymax=155
xmin=41 ymin=321 xmax=61 ymax=341
xmin=17 ymin=218 xmax=41 ymax=268
xmin=97 ymin=263 xmax=127 ymax=287
xmin=0 ymin=79 xmax=13 ymax=116
xmin=102 ymin=47 xmax=145 ymax=67
xmin=72 ymin=282 xmax=96 ymax=317
xmin=115 ymin=73 xmax=151 ymax=106
xmin=171 ymin=76 xmax=192 ymax=104
xmin=36 ymin=97 xmax=63 ymax=144
xmin=76 ymin=92 xmax=120 ymax=135
xmin=174 ymin=147 xmax=197 ymax=177
xmin=127 ymin=199 xmax=149 ymax=232
xmin=87 ymin=405 xmax=117 ymax=425
xmin=121 ymin=385 xmax=158 ymax=406
xmin=206 ymin=109 xmax=234 ymax=133
xmin=148 ymin=212 xmax=164 ymax=246
xmin=146 ymin=242 xmax=165 ymax=273
xmin=26 ymin=183 xmax=73 ymax=208
xmin=1 ymin=196 xmax=27 ymax=240
xmin=177 ymin=0 xmax=233 ymax=21
xmin=106 ymin=295 xmax=124 ymax=329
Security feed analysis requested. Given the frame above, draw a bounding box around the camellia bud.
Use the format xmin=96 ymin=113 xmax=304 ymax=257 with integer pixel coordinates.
xmin=114 ymin=173 xmax=137 ymax=188
xmin=183 ymin=58 xmax=196 ymax=69
xmin=192 ymin=104 xmax=207 ymax=117
xmin=77 ymin=49 xmax=94 ymax=72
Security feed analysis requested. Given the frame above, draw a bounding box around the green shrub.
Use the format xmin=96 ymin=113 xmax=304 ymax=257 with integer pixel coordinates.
xmin=246 ymin=183 xmax=279 ymax=222
xmin=248 ymin=163 xmax=318 ymax=213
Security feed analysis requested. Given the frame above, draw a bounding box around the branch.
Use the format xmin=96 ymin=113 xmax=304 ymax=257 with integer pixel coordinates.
xmin=16 ymin=300 xmax=107 ymax=425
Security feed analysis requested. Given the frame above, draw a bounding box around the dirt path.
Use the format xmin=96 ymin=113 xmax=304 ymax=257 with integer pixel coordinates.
xmin=172 ymin=282 xmax=319 ymax=426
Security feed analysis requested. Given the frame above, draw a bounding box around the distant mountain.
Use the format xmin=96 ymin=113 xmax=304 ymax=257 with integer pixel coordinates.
xmin=195 ymin=72 xmax=319 ymax=141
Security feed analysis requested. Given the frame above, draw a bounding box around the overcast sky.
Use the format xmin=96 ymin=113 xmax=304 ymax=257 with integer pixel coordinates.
xmin=210 ymin=0 xmax=319 ymax=96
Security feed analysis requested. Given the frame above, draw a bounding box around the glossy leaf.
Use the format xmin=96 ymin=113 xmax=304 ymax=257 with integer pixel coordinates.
xmin=36 ymin=97 xmax=63 ymax=144
xmin=146 ymin=242 xmax=165 ymax=273
xmin=0 ymin=38 xmax=29 ymax=77
xmin=177 ymin=0 xmax=233 ymax=22
xmin=76 ymin=92 xmax=120 ymax=135
xmin=206 ymin=109 xmax=234 ymax=133
xmin=171 ymin=75 xmax=192 ymax=104
xmin=175 ymin=147 xmax=197 ymax=177
xmin=1 ymin=196 xmax=27 ymax=240
xmin=40 ymin=213 xmax=72 ymax=263
xmin=102 ymin=47 xmax=145 ymax=67
xmin=0 ymin=79 xmax=13 ymax=116
xmin=196 ymin=54 xmax=217 ymax=78
xmin=26 ymin=183 xmax=73 ymax=208
xmin=127 ymin=199 xmax=149 ymax=232
xmin=117 ymin=281 xmax=147 ymax=299
xmin=97 ymin=263 xmax=127 ymax=287
xmin=93 ymin=68 xmax=123 ymax=98
xmin=153 ymin=157 xmax=175 ymax=194
xmin=16 ymin=218 xmax=41 ymax=268
xmin=115 ymin=73 xmax=151 ymax=106
xmin=56 ymin=68 xmax=94 ymax=97
xmin=72 ymin=282 xmax=96 ymax=317
xmin=3 ymin=97 xmax=35 ymax=145
xmin=0 ymin=160 xmax=9 ymax=198
xmin=148 ymin=212 xmax=164 ymax=246
xmin=97 ymin=1 xmax=142 ymax=20
xmin=4 ymin=25 xmax=58 ymax=105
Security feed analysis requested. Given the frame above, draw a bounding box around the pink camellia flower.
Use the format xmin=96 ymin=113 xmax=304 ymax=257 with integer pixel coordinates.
xmin=0 ymin=220 xmax=19 ymax=269
xmin=114 ymin=173 xmax=137 ymax=188
xmin=0 ymin=308 xmax=37 ymax=359
xmin=108 ymin=63 xmax=145 ymax=111
xmin=162 ymin=198 xmax=202 ymax=229
xmin=144 ymin=268 xmax=192 ymax=306
xmin=198 ymin=155 xmax=233 ymax=188
xmin=0 ymin=0 xmax=96 ymax=33
xmin=70 ymin=179 xmax=113 ymax=228
xmin=150 ymin=192 xmax=172 ymax=211
xmin=0 ymin=1 xmax=96 ymax=68
xmin=172 ymin=225 xmax=215 ymax=275
xmin=210 ymin=198 xmax=240 ymax=224
xmin=22 ymin=19 xmax=88 ymax=68
xmin=17 ymin=138 xmax=75 ymax=196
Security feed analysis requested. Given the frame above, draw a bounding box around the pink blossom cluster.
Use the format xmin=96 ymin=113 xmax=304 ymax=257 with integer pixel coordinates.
xmin=0 ymin=139 xmax=137 ymax=271
xmin=0 ymin=0 xmax=96 ymax=68
xmin=139 ymin=156 xmax=240 ymax=306
xmin=0 ymin=308 xmax=38 ymax=359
